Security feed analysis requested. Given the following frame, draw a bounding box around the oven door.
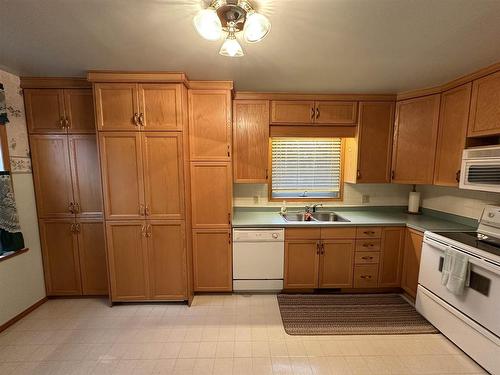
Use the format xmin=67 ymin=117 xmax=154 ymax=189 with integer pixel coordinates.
xmin=418 ymin=236 xmax=500 ymax=337
xmin=460 ymin=158 xmax=500 ymax=192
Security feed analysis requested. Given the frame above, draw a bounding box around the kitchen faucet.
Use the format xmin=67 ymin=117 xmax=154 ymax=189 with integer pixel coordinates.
xmin=305 ymin=203 xmax=323 ymax=213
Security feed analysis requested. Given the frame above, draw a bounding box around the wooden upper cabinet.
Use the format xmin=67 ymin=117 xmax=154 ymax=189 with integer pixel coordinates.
xmin=345 ymin=102 xmax=395 ymax=183
xmin=99 ymin=132 xmax=145 ymax=220
xmin=94 ymin=83 xmax=139 ymax=131
xmin=106 ymin=221 xmax=149 ymax=300
xmin=77 ymin=219 xmax=107 ymax=295
xmin=392 ymin=94 xmax=440 ymax=184
xmin=319 ymin=240 xmax=354 ymax=288
xmin=315 ymin=101 xmax=357 ymax=125
xmin=147 ymin=221 xmax=186 ymax=299
xmin=378 ymin=227 xmax=405 ymax=287
xmin=233 ymin=100 xmax=269 ymax=183
xmin=190 ymin=162 xmax=232 ymax=228
xmin=138 ymin=84 xmax=183 ymax=131
xmin=63 ymin=89 xmax=95 ymax=133
xmin=68 ymin=135 xmax=103 ymax=217
xmin=434 ymin=84 xmax=471 ymax=186
xmin=30 ymin=135 xmax=74 ymax=218
xmin=270 ymin=101 xmax=315 ymax=124
xmin=189 ymin=90 xmax=232 ymax=161
xmin=468 ymin=71 xmax=500 ymax=137
xmin=25 ymin=89 xmax=66 ymax=134
xmin=143 ymin=132 xmax=184 ymax=220
xmin=401 ymin=228 xmax=423 ymax=299
xmin=192 ymin=229 xmax=232 ymax=292
xmin=284 ymin=240 xmax=319 ymax=289
xmin=39 ymin=219 xmax=82 ymax=295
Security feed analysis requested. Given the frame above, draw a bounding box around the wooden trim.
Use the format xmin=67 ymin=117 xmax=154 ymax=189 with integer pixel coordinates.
xmin=87 ymin=71 xmax=189 ymax=84
xmin=0 ymin=248 xmax=29 ymax=263
xmin=234 ymin=92 xmax=396 ymax=101
xmin=20 ymin=77 xmax=91 ymax=89
xmin=269 ymin=125 xmax=356 ymax=138
xmin=0 ymin=296 xmax=47 ymax=333
xmin=188 ymin=81 xmax=234 ymax=90
xmin=397 ymin=61 xmax=500 ymax=101
xmin=0 ymin=125 xmax=10 ymax=171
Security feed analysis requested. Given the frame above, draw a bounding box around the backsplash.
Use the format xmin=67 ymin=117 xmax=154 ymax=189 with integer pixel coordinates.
xmin=233 ymin=183 xmax=413 ymax=208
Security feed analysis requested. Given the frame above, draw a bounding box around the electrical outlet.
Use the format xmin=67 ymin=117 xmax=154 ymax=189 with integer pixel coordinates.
xmin=362 ymin=195 xmax=370 ymax=204
xmin=253 ymin=195 xmax=259 ymax=204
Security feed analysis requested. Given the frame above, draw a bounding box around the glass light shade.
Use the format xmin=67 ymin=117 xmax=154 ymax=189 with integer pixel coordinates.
xmin=219 ymin=35 xmax=244 ymax=57
xmin=243 ymin=11 xmax=271 ymax=43
xmin=193 ymin=8 xmax=222 ymax=41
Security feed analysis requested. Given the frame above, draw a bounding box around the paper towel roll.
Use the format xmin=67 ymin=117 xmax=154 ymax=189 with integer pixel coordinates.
xmin=408 ymin=191 xmax=421 ymax=213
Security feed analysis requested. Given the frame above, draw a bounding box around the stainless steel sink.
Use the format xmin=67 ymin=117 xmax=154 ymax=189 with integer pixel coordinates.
xmin=281 ymin=211 xmax=350 ymax=223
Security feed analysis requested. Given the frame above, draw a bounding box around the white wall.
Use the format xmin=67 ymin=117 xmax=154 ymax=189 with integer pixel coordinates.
xmin=0 ymin=70 xmax=45 ymax=326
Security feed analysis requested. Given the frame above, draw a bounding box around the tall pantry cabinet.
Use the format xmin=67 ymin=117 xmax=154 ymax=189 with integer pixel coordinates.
xmin=188 ymin=84 xmax=234 ymax=292
xmin=22 ymin=78 xmax=107 ymax=296
xmin=89 ymin=72 xmax=193 ymax=303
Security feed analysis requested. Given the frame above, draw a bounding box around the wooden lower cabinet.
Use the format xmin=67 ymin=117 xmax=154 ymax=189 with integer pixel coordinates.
xmin=192 ymin=229 xmax=232 ymax=292
xmin=378 ymin=227 xmax=405 ymax=287
xmin=284 ymin=240 xmax=320 ymax=289
xmin=401 ymin=228 xmax=424 ymax=298
xmin=319 ymin=240 xmax=355 ymax=288
xmin=39 ymin=219 xmax=82 ymax=295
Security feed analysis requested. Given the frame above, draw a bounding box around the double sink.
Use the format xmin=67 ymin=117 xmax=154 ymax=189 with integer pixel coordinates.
xmin=281 ymin=211 xmax=350 ymax=223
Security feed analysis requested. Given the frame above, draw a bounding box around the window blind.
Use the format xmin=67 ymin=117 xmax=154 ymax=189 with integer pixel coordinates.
xmin=271 ymin=138 xmax=342 ymax=199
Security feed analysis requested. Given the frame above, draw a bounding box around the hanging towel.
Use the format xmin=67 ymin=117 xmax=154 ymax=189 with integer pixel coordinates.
xmin=0 ymin=174 xmax=24 ymax=255
xmin=441 ymin=247 xmax=470 ymax=295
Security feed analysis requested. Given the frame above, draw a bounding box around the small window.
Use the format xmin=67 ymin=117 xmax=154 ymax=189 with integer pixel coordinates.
xmin=270 ymin=138 xmax=343 ymax=200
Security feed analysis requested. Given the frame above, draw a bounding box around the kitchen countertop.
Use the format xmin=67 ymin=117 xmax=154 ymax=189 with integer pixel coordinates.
xmin=232 ymin=207 xmax=477 ymax=233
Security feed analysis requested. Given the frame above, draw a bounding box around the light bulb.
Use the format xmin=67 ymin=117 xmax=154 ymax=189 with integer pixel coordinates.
xmin=243 ymin=11 xmax=271 ymax=43
xmin=219 ymin=34 xmax=244 ymax=57
xmin=193 ymin=8 xmax=222 ymax=41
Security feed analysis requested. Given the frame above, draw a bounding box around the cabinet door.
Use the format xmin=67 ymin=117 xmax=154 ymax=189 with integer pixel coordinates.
xmin=138 ymin=84 xmax=183 ymax=131
xmin=147 ymin=221 xmax=187 ymax=299
xmin=270 ymin=101 xmax=315 ymax=124
xmin=69 ymin=135 xmax=103 ymax=218
xmin=94 ymin=83 xmax=139 ymax=131
xmin=143 ymin=133 xmax=184 ymax=220
xmin=24 ymin=89 xmax=66 ymax=134
xmin=378 ymin=227 xmax=405 ymax=287
xmin=189 ymin=90 xmax=231 ymax=160
xmin=434 ymin=84 xmax=471 ymax=186
xmin=63 ymin=89 xmax=95 ymax=134
xmin=99 ymin=132 xmax=145 ymax=220
xmin=468 ymin=71 xmax=500 ymax=137
xmin=77 ymin=219 xmax=108 ymax=295
xmin=106 ymin=221 xmax=149 ymax=300
xmin=192 ymin=229 xmax=232 ymax=292
xmin=190 ymin=162 xmax=232 ymax=228
xmin=401 ymin=229 xmax=423 ymax=298
xmin=284 ymin=240 xmax=319 ymax=289
xmin=30 ymin=135 xmax=74 ymax=218
xmin=39 ymin=219 xmax=81 ymax=295
xmin=319 ymin=240 xmax=354 ymax=288
xmin=314 ymin=101 xmax=357 ymax=125
xmin=356 ymin=102 xmax=394 ymax=183
xmin=233 ymin=100 xmax=269 ymax=183
xmin=392 ymin=95 xmax=440 ymax=184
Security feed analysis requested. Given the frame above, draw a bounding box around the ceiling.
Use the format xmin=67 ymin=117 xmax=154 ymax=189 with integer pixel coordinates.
xmin=1 ymin=0 xmax=500 ymax=93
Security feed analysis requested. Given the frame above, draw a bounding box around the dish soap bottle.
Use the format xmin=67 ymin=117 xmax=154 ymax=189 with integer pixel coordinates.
xmin=280 ymin=201 xmax=287 ymax=215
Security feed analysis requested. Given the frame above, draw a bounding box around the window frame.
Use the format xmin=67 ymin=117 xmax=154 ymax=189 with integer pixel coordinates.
xmin=0 ymin=125 xmax=10 ymax=172
xmin=267 ymin=137 xmax=345 ymax=202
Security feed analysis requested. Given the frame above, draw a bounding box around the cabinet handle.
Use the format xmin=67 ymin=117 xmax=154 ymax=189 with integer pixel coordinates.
xmin=363 ymin=231 xmax=375 ymax=235
xmin=316 ymin=107 xmax=320 ymax=119
xmin=59 ymin=117 xmax=66 ymax=129
xmin=228 ymin=232 xmax=231 ymax=244
xmin=357 ymin=170 xmax=361 ymax=179
xmin=64 ymin=117 xmax=70 ymax=129
xmin=139 ymin=204 xmax=145 ymax=216
xmin=320 ymin=243 xmax=325 ymax=255
xmin=141 ymin=224 xmax=146 ymax=236
xmin=361 ymin=256 xmax=373 ymax=260
xmin=311 ymin=107 xmax=315 ymax=120
xmin=360 ymin=275 xmax=372 ymax=279
xmin=391 ymin=170 xmax=395 ymax=180
xmin=133 ymin=113 xmax=139 ymax=126
xmin=265 ymin=169 xmax=269 ymax=180
xmin=456 ymin=170 xmax=461 ymax=183
xmin=69 ymin=202 xmax=75 ymax=214
xmin=316 ymin=241 xmax=320 ymax=255
xmin=70 ymin=223 xmax=75 ymax=233
xmin=74 ymin=223 xmax=80 ymax=233
xmin=139 ymin=113 xmax=144 ymax=127
xmin=362 ymin=243 xmax=375 ymax=247
xmin=227 ymin=144 xmax=231 ymax=157
xmin=228 ymin=213 xmax=231 ymax=225
xmin=144 ymin=205 xmax=150 ymax=216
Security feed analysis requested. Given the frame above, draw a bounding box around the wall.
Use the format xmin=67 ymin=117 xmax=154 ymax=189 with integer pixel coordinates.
xmin=0 ymin=69 xmax=46 ymax=326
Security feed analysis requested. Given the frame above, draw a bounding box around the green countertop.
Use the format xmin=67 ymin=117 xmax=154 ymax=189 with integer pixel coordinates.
xmin=232 ymin=206 xmax=477 ymax=233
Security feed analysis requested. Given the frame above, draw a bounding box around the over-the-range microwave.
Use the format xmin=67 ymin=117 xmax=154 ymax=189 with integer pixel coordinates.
xmin=460 ymin=145 xmax=500 ymax=193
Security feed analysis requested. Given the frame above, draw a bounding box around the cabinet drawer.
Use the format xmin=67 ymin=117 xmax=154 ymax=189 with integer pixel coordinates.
xmin=355 ymin=239 xmax=381 ymax=252
xmin=356 ymin=226 xmax=382 ymax=239
xmin=285 ymin=228 xmax=321 ymax=240
xmin=321 ymin=227 xmax=356 ymax=239
xmin=354 ymin=251 xmax=380 ymax=264
xmin=353 ymin=264 xmax=379 ymax=288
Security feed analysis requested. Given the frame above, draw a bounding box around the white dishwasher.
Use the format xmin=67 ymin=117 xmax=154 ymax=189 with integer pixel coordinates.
xmin=233 ymin=228 xmax=285 ymax=291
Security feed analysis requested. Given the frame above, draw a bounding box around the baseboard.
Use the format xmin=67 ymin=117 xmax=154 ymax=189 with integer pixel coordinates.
xmin=0 ymin=297 xmax=48 ymax=333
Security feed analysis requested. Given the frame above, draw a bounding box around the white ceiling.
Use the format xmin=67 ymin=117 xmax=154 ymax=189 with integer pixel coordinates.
xmin=1 ymin=0 xmax=500 ymax=93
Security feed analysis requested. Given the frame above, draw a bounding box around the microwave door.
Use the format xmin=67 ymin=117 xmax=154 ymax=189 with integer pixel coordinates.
xmin=460 ymin=159 xmax=500 ymax=192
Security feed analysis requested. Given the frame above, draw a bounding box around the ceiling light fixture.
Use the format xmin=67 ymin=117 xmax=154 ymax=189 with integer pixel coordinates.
xmin=194 ymin=0 xmax=271 ymax=57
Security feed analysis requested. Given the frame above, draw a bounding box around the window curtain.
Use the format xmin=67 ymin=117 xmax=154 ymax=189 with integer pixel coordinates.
xmin=0 ymin=173 xmax=24 ymax=255
xmin=0 ymin=83 xmax=8 ymax=125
